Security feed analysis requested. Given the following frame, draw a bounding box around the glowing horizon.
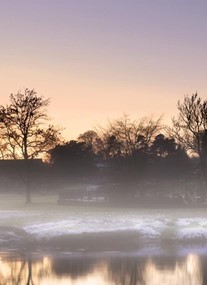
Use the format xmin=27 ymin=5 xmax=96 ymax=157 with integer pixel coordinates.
xmin=1 ymin=0 xmax=207 ymax=139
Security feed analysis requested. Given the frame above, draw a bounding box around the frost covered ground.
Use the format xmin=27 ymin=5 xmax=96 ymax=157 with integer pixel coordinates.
xmin=0 ymin=193 xmax=207 ymax=250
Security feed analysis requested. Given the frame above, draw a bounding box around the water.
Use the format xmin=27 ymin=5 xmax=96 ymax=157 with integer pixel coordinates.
xmin=1 ymin=197 xmax=207 ymax=284
xmin=0 ymin=250 xmax=206 ymax=285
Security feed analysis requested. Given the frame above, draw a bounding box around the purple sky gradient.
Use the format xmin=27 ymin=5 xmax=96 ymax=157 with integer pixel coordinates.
xmin=0 ymin=0 xmax=207 ymax=138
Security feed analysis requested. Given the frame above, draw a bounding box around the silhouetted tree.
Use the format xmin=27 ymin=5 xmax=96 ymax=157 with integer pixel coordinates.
xmin=78 ymin=130 xmax=101 ymax=153
xmin=84 ymin=116 xmax=162 ymax=199
xmin=151 ymin=134 xmax=178 ymax=158
xmin=0 ymin=89 xmax=61 ymax=203
xmin=172 ymin=93 xmax=207 ymax=180
xmin=104 ymin=135 xmax=122 ymax=158
xmin=150 ymin=134 xmax=190 ymax=180
xmin=98 ymin=114 xmax=163 ymax=158
xmin=50 ymin=140 xmax=96 ymax=182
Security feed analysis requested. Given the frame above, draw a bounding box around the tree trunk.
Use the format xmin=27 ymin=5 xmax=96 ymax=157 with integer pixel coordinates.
xmin=25 ymin=178 xmax=32 ymax=204
xmin=201 ymin=130 xmax=207 ymax=179
xmin=199 ymin=130 xmax=207 ymax=200
xmin=25 ymin=160 xmax=32 ymax=204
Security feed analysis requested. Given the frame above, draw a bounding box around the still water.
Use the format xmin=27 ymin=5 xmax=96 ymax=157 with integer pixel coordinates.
xmin=0 ymin=250 xmax=206 ymax=285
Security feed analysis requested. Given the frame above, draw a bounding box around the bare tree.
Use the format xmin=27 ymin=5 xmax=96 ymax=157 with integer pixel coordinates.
xmin=0 ymin=89 xmax=61 ymax=203
xmin=171 ymin=93 xmax=207 ymax=179
xmin=98 ymin=114 xmax=163 ymax=158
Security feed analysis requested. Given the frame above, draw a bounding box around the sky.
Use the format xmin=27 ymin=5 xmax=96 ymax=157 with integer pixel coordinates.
xmin=0 ymin=0 xmax=207 ymax=139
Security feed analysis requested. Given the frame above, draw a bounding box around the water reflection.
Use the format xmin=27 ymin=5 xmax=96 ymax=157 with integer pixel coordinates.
xmin=0 ymin=252 xmax=204 ymax=284
xmin=142 ymin=255 xmax=203 ymax=285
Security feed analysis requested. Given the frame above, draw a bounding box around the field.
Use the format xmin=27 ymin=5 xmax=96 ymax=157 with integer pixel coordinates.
xmin=0 ymin=193 xmax=207 ymax=252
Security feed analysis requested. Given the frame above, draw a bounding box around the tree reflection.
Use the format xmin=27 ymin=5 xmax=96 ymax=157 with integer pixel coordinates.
xmin=0 ymin=253 xmax=204 ymax=285
xmin=141 ymin=255 xmax=203 ymax=285
xmin=108 ymin=255 xmax=203 ymax=285
xmin=52 ymin=257 xmax=97 ymax=278
xmin=26 ymin=258 xmax=33 ymax=285
xmin=0 ymin=254 xmax=103 ymax=284
xmin=108 ymin=257 xmax=145 ymax=285
xmin=0 ymin=255 xmax=51 ymax=285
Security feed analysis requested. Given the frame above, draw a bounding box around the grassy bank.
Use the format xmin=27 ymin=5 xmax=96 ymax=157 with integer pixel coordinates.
xmin=0 ymin=193 xmax=207 ymax=252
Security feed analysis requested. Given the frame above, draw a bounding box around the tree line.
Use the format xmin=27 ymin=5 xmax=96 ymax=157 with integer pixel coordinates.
xmin=0 ymin=89 xmax=207 ymax=203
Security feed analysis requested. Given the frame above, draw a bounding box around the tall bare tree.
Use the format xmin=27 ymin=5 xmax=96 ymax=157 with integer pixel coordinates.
xmin=0 ymin=89 xmax=61 ymax=203
xmin=172 ymin=93 xmax=207 ymax=179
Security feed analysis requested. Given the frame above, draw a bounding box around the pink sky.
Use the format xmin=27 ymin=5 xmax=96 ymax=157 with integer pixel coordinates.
xmin=0 ymin=0 xmax=207 ymax=139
